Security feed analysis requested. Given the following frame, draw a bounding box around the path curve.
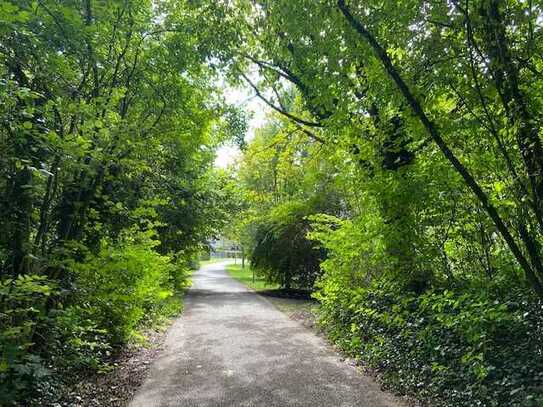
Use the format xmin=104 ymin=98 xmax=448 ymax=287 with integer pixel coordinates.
xmin=129 ymin=262 xmax=400 ymax=407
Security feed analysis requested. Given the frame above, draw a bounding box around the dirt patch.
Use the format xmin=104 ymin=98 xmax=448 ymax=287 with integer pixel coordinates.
xmin=263 ymin=295 xmax=317 ymax=330
xmin=49 ymin=327 xmax=169 ymax=407
xmin=286 ymin=306 xmax=317 ymax=329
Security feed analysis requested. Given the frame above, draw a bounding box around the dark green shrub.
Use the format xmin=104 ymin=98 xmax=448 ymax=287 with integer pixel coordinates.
xmin=0 ymin=275 xmax=54 ymax=403
xmin=50 ymin=306 xmax=111 ymax=372
xmin=250 ymin=201 xmax=324 ymax=289
xmin=315 ymin=280 xmax=543 ymax=406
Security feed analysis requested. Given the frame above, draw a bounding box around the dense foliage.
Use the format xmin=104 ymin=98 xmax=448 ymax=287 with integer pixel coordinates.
xmin=205 ymin=0 xmax=543 ymax=404
xmin=4 ymin=0 xmax=543 ymax=405
xmin=316 ymin=280 xmax=543 ymax=406
xmin=0 ymin=1 xmax=239 ymax=403
xmin=250 ymin=201 xmax=324 ymax=289
xmin=231 ymin=116 xmax=341 ymax=288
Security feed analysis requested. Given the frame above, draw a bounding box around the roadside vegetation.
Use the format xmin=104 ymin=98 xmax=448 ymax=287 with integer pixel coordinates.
xmin=226 ymin=264 xmax=278 ymax=291
xmin=226 ymin=264 xmax=315 ymax=325
xmin=207 ymin=1 xmax=543 ymax=405
xmin=0 ymin=1 xmax=241 ymax=404
xmin=3 ymin=1 xmax=543 ymax=406
xmin=199 ymin=258 xmax=236 ymax=268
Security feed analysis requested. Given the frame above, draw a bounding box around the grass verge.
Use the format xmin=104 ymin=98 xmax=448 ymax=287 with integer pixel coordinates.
xmin=226 ymin=264 xmax=317 ymax=328
xmin=199 ymin=257 xmax=236 ymax=267
xmin=225 ymin=264 xmax=278 ymax=291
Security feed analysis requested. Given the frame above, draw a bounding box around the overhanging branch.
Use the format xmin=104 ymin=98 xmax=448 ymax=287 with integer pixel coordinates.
xmin=239 ymin=71 xmax=323 ymax=129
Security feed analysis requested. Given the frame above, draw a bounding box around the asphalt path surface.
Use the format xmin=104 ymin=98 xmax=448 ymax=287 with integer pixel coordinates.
xmin=129 ymin=261 xmax=400 ymax=407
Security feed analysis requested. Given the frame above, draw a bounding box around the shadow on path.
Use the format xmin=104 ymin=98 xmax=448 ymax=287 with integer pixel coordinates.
xmin=129 ymin=263 xmax=402 ymax=407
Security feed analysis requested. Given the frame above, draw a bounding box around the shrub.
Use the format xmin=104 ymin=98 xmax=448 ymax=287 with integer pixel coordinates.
xmin=250 ymin=201 xmax=324 ymax=289
xmin=315 ymin=279 xmax=543 ymax=406
xmin=0 ymin=229 xmax=190 ymax=404
xmin=50 ymin=306 xmax=111 ymax=372
xmin=0 ymin=275 xmax=54 ymax=403
xmin=71 ymin=229 xmax=185 ymax=344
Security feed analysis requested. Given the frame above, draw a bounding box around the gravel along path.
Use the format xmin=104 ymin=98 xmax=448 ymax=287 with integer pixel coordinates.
xmin=129 ymin=262 xmax=401 ymax=407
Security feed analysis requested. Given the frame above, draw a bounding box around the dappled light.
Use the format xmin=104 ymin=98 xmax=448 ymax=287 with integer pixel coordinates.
xmin=2 ymin=1 xmax=543 ymax=406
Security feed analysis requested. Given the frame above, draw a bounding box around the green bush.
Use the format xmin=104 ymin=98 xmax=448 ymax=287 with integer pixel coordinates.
xmin=310 ymin=210 xmax=543 ymax=405
xmin=72 ymin=229 xmax=186 ymax=344
xmin=0 ymin=275 xmax=54 ymax=403
xmin=50 ymin=306 xmax=111 ymax=372
xmin=250 ymin=201 xmax=324 ymax=289
xmin=0 ymin=230 xmax=190 ymax=404
xmin=315 ymin=280 xmax=543 ymax=406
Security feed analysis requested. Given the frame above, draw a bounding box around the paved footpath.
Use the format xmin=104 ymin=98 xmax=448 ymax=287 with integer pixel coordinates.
xmin=129 ymin=261 xmax=401 ymax=407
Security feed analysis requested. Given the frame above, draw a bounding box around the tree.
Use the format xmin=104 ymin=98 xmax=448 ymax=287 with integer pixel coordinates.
xmin=197 ymin=0 xmax=543 ymax=298
xmin=251 ymin=201 xmax=324 ymax=289
xmin=0 ymin=1 xmax=242 ymax=402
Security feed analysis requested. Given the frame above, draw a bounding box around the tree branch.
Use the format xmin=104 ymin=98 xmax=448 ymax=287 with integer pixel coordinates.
xmin=239 ymin=71 xmax=323 ymax=129
xmin=337 ymin=0 xmax=543 ymax=297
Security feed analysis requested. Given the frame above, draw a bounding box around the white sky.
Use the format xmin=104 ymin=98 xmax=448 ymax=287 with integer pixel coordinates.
xmin=214 ymin=86 xmax=269 ymax=168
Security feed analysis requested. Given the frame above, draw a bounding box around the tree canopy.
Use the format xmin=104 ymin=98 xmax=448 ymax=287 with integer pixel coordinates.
xmin=2 ymin=0 xmax=543 ymax=405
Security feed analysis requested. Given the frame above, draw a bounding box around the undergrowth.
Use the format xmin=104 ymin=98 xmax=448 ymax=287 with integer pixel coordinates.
xmin=316 ymin=280 xmax=543 ymax=406
xmin=0 ymin=230 xmax=192 ymax=406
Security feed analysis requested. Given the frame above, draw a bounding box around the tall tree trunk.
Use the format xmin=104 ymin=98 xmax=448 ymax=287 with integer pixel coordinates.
xmin=337 ymin=0 xmax=543 ymax=299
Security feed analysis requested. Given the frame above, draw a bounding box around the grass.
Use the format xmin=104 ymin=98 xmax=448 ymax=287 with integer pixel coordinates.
xmin=225 ymin=264 xmax=279 ymax=291
xmin=226 ymin=264 xmax=317 ymax=327
xmin=265 ymin=296 xmax=316 ymax=320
